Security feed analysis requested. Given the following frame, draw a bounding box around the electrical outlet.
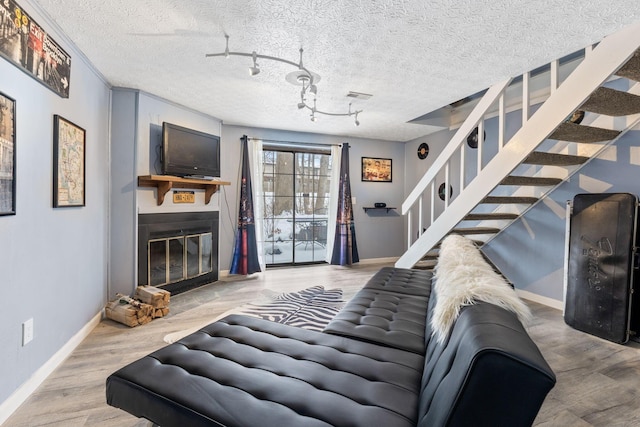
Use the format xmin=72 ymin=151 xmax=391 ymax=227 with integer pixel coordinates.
xmin=23 ymin=318 xmax=34 ymax=346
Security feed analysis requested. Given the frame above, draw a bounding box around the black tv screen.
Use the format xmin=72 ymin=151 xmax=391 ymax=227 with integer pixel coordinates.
xmin=162 ymin=122 xmax=220 ymax=177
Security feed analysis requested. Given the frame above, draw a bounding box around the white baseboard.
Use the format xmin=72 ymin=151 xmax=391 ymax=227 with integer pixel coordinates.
xmin=0 ymin=311 xmax=102 ymax=425
xmin=517 ymin=289 xmax=564 ymax=311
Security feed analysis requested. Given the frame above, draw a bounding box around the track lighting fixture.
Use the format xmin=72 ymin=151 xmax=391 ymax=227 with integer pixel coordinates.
xmin=206 ymin=35 xmax=363 ymax=124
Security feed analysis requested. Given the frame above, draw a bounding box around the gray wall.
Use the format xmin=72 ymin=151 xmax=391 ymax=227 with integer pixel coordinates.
xmin=403 ymin=83 xmax=640 ymax=305
xmin=403 ymin=128 xmax=455 ymax=240
xmin=221 ymin=125 xmax=406 ymax=270
xmin=484 ymin=126 xmax=640 ymax=302
xmin=109 ymin=90 xmax=223 ymax=297
xmin=109 ymin=90 xmax=138 ymax=298
xmin=0 ymin=2 xmax=111 ymax=405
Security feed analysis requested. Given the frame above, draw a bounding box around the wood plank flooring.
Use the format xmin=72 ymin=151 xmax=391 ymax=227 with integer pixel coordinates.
xmin=3 ymin=262 xmax=640 ymax=426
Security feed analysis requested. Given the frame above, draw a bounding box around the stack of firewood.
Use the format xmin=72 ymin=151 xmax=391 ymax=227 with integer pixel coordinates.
xmin=105 ymin=294 xmax=154 ymax=327
xmin=135 ymin=286 xmax=171 ymax=318
xmin=105 ymin=286 xmax=170 ymax=327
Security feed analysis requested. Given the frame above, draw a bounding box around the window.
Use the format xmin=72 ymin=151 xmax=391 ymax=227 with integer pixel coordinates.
xmin=260 ymin=149 xmax=332 ymax=265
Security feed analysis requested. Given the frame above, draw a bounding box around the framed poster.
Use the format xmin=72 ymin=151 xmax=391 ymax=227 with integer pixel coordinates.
xmin=53 ymin=115 xmax=85 ymax=207
xmin=0 ymin=91 xmax=16 ymax=216
xmin=0 ymin=0 xmax=71 ymax=98
xmin=361 ymin=157 xmax=392 ymax=182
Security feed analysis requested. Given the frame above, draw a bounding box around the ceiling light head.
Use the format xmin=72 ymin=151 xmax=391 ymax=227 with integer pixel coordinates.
xmin=354 ymin=112 xmax=360 ymax=126
xmin=249 ymin=51 xmax=260 ymax=76
xmin=297 ymin=102 xmax=306 ymax=109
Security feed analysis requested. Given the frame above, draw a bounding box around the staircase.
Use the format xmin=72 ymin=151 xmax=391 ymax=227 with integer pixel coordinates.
xmin=396 ymin=22 xmax=640 ymax=270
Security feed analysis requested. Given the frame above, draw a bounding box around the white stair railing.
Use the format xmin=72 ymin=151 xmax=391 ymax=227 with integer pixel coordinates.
xmin=397 ymin=21 xmax=640 ymax=269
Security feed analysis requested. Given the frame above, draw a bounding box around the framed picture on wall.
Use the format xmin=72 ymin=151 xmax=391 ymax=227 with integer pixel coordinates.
xmin=361 ymin=157 xmax=392 ymax=182
xmin=53 ymin=115 xmax=86 ymax=207
xmin=0 ymin=91 xmax=16 ymax=216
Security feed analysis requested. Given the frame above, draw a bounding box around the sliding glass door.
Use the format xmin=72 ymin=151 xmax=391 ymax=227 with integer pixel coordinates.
xmin=261 ymin=148 xmax=332 ymax=265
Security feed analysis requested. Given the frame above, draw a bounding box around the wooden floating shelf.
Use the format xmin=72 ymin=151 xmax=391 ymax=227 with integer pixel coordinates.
xmin=138 ymin=175 xmax=231 ymax=206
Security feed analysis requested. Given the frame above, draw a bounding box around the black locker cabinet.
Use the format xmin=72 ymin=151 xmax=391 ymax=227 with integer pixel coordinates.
xmin=565 ymin=193 xmax=640 ymax=344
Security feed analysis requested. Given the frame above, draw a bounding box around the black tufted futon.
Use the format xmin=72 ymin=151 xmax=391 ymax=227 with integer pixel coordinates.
xmin=106 ymin=266 xmax=555 ymax=427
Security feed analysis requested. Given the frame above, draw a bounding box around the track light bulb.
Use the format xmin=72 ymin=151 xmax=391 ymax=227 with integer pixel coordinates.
xmin=249 ymin=51 xmax=260 ymax=76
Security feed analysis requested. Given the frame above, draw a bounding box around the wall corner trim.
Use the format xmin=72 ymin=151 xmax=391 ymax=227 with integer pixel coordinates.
xmin=516 ymin=289 xmax=564 ymax=311
xmin=0 ymin=311 xmax=103 ymax=425
xmin=358 ymin=257 xmax=400 ymax=265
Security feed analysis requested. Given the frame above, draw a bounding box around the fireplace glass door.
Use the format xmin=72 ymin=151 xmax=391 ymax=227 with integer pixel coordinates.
xmin=148 ymin=232 xmax=213 ymax=287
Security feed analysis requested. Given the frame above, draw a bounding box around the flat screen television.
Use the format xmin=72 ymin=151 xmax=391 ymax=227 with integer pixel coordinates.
xmin=162 ymin=122 xmax=220 ymax=178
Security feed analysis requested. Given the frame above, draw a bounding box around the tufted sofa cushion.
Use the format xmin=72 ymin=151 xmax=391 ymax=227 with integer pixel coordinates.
xmin=363 ymin=266 xmax=432 ymax=297
xmin=107 ymin=314 xmax=425 ymax=427
xmin=323 ymin=289 xmax=429 ymax=353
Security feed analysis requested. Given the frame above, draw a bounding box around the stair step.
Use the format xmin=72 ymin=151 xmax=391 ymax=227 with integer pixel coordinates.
xmin=412 ymin=264 xmax=435 ymax=271
xmin=616 ymin=50 xmax=640 ymax=82
xmin=450 ymin=227 xmax=501 ymax=235
xmin=433 ymin=239 xmax=484 ymax=248
xmin=581 ymin=87 xmax=640 ymax=116
xmin=523 ymin=151 xmax=589 ymax=166
xmin=501 ymin=176 xmax=562 ymax=186
xmin=481 ymin=196 xmax=539 ymax=204
xmin=549 ymin=122 xmax=620 ymax=143
xmin=463 ymin=213 xmax=519 ymax=221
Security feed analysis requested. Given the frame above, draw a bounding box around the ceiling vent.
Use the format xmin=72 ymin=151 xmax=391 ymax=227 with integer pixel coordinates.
xmin=347 ymin=91 xmax=373 ymax=100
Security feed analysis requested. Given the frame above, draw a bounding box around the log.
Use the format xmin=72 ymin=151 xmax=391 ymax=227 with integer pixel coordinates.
xmin=135 ymin=286 xmax=170 ymax=308
xmin=153 ymin=307 xmax=170 ymax=318
xmin=105 ymin=301 xmax=139 ymax=327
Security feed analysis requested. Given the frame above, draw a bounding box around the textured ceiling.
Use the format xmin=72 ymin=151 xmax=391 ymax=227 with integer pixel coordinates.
xmin=32 ymin=0 xmax=640 ymax=142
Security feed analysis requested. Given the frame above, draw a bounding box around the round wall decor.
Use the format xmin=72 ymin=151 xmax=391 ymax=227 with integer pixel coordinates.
xmin=466 ymin=127 xmax=486 ymax=149
xmin=438 ymin=183 xmax=453 ymax=201
xmin=417 ymin=142 xmax=429 ymax=159
xmin=567 ymin=110 xmax=585 ymax=124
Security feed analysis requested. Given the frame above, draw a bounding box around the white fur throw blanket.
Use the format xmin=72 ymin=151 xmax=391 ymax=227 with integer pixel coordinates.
xmin=431 ymin=235 xmax=532 ymax=344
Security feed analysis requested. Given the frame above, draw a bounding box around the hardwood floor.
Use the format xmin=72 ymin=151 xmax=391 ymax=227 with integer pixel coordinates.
xmin=3 ymin=262 xmax=640 ymax=426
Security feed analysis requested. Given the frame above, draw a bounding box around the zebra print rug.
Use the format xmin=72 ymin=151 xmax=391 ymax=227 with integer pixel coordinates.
xmin=164 ymin=286 xmax=344 ymax=344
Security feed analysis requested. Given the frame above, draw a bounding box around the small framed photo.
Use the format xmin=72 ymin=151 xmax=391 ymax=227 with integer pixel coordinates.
xmin=361 ymin=157 xmax=392 ymax=182
xmin=0 ymin=91 xmax=16 ymax=216
xmin=53 ymin=115 xmax=86 ymax=207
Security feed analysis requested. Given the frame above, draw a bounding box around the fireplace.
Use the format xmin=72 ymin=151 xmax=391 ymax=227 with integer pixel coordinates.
xmin=138 ymin=211 xmax=219 ymax=295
